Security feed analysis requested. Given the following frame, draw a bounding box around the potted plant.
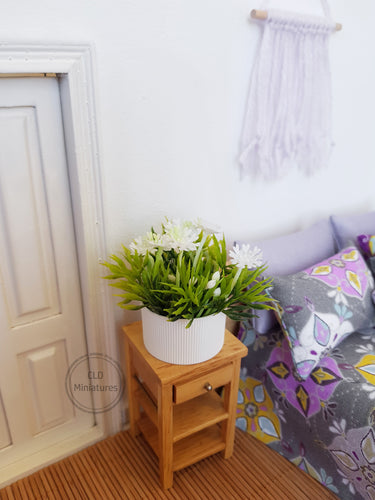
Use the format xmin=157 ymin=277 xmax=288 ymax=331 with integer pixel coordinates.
xmin=102 ymin=218 xmax=274 ymax=364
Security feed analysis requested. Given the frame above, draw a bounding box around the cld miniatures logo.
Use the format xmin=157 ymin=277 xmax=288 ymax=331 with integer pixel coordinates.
xmin=65 ymin=353 xmax=125 ymax=413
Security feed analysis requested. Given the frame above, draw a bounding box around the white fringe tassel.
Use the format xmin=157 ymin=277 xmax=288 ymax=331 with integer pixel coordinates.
xmin=239 ymin=10 xmax=335 ymax=180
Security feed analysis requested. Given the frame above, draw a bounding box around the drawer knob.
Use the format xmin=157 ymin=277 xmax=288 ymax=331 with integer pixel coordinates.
xmin=204 ymin=383 xmax=213 ymax=392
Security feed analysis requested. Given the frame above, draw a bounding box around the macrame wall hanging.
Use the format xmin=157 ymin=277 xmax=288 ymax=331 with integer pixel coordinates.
xmin=239 ymin=0 xmax=342 ymax=180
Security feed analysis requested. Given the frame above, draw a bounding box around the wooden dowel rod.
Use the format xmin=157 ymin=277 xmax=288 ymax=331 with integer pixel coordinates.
xmin=251 ymin=9 xmax=268 ymax=20
xmin=250 ymin=9 xmax=342 ymax=31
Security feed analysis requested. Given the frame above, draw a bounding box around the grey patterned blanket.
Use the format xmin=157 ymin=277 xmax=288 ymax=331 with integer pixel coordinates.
xmin=236 ymin=320 xmax=375 ymax=500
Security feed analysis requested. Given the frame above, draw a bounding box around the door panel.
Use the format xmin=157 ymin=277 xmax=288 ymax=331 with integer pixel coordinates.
xmin=0 ymin=106 xmax=60 ymax=325
xmin=0 ymin=77 xmax=94 ymax=478
xmin=17 ymin=341 xmax=74 ymax=436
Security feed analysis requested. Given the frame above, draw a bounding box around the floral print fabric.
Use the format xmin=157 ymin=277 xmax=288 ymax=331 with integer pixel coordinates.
xmin=236 ymin=377 xmax=281 ymax=444
xmin=236 ymin=318 xmax=375 ymax=499
xmin=358 ymin=235 xmax=375 ymax=259
xmin=268 ymin=247 xmax=375 ymax=379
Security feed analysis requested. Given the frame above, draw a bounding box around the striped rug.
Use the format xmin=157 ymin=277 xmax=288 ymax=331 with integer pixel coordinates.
xmin=0 ymin=429 xmax=338 ymax=499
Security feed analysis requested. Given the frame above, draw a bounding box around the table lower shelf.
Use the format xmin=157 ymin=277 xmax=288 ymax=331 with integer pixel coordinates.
xmin=135 ymin=384 xmax=229 ymax=443
xmin=137 ymin=416 xmax=226 ymax=472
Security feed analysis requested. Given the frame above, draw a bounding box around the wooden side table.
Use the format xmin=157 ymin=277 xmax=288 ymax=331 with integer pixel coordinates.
xmin=123 ymin=321 xmax=248 ymax=489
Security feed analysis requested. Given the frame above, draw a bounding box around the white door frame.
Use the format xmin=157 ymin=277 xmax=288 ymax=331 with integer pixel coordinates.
xmin=0 ymin=44 xmax=120 ymax=439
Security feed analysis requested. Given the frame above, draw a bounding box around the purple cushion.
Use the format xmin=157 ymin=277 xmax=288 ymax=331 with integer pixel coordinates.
xmin=250 ymin=220 xmax=336 ymax=333
xmin=330 ymin=211 xmax=375 ymax=250
xmin=256 ymin=219 xmax=335 ymax=277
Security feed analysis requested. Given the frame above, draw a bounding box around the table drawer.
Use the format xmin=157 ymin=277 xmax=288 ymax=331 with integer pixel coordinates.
xmin=173 ymin=363 xmax=233 ymax=404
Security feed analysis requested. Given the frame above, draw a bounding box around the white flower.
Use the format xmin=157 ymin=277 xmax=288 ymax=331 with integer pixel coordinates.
xmin=213 ymin=287 xmax=221 ymax=297
xmin=163 ymin=218 xmax=200 ymax=253
xmin=207 ymin=271 xmax=221 ymax=290
xmin=212 ymin=271 xmax=220 ymax=282
xmin=362 ymin=384 xmax=375 ymax=399
xmin=329 ymin=419 xmax=346 ymax=436
xmin=229 ymin=244 xmax=263 ymax=270
xmin=129 ymin=232 xmax=164 ymax=255
xmin=129 ymin=236 xmax=145 ymax=255
xmin=355 ymin=343 xmax=374 ymax=354
xmin=206 ymin=279 xmax=217 ymax=289
xmin=159 ymin=233 xmax=173 ymax=252
xmin=337 ymin=470 xmax=356 ymax=496
xmin=327 ymin=286 xmax=349 ymax=305
xmin=194 ymin=218 xmax=223 ymax=237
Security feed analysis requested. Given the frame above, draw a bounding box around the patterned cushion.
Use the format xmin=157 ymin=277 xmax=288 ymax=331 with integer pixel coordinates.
xmin=248 ymin=220 xmax=336 ymax=333
xmin=357 ymin=234 xmax=375 ymax=258
xmin=269 ymin=247 xmax=375 ymax=380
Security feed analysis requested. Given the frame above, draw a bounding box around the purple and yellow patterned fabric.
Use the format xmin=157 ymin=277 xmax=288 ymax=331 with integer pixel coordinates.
xmin=268 ymin=247 xmax=375 ymax=380
xmin=358 ymin=234 xmax=375 ymax=259
xmin=236 ymin=318 xmax=375 ymax=500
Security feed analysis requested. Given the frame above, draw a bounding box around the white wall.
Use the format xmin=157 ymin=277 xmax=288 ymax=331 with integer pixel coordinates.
xmin=1 ymin=0 xmax=374 ymax=326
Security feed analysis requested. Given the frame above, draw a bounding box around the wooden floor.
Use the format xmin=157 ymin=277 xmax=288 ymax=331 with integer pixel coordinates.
xmin=0 ymin=429 xmax=338 ymax=499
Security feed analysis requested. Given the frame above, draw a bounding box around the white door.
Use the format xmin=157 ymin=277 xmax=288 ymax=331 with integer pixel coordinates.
xmin=0 ymin=77 xmax=94 ymax=482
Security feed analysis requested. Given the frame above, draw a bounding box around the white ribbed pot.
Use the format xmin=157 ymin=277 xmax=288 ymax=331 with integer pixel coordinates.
xmin=141 ymin=308 xmax=226 ymax=365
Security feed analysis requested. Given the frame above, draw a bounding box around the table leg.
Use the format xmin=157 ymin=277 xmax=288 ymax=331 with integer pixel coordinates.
xmin=124 ymin=339 xmax=141 ymax=437
xmin=158 ymin=384 xmax=173 ymax=489
xmin=222 ymin=360 xmax=241 ymax=459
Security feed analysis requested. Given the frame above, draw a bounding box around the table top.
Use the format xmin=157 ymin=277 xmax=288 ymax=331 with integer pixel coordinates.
xmin=123 ymin=321 xmax=248 ymax=386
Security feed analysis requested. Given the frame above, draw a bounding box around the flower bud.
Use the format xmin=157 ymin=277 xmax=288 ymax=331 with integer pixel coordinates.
xmin=206 ymin=279 xmax=216 ymax=289
xmin=212 ymin=271 xmax=220 ymax=282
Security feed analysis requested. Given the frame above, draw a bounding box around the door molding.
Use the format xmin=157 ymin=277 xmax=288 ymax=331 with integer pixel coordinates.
xmin=0 ymin=44 xmax=119 ymax=437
